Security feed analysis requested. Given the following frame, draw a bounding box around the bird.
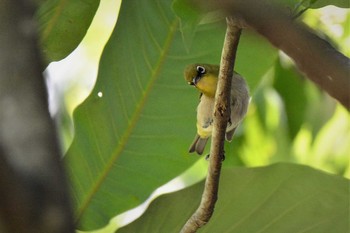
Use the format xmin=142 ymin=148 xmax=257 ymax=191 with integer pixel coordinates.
xmin=184 ymin=63 xmax=249 ymax=155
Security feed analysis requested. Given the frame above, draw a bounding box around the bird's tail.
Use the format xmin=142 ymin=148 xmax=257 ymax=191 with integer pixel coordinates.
xmin=189 ymin=134 xmax=209 ymax=155
xmin=225 ymin=127 xmax=237 ymax=142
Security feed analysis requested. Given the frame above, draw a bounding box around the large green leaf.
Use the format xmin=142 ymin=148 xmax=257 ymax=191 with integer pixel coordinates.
xmin=117 ymin=163 xmax=349 ymax=233
xmin=65 ymin=0 xmax=277 ymax=230
xmin=37 ymin=0 xmax=100 ymax=61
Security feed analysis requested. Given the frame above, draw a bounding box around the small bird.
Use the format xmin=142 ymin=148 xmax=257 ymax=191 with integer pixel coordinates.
xmin=184 ymin=63 xmax=249 ymax=155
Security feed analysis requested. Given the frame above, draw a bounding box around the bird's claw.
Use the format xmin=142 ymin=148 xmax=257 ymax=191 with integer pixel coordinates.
xmin=205 ymin=151 xmax=225 ymax=161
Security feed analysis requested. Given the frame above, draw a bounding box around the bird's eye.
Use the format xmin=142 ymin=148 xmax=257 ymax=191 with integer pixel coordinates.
xmin=196 ymin=66 xmax=206 ymax=74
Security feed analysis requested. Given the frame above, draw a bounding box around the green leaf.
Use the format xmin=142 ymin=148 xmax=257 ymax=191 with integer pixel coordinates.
xmin=172 ymin=0 xmax=202 ymax=22
xmin=272 ymin=0 xmax=350 ymax=9
xmin=305 ymin=0 xmax=350 ymax=8
xmin=37 ymin=0 xmax=100 ymax=61
xmin=172 ymin=1 xmax=224 ymax=59
xmin=172 ymin=0 xmax=207 ymax=50
xmin=236 ymin=31 xmax=277 ymax=90
xmin=303 ymin=82 xmax=337 ymax=138
xmin=65 ymin=0 xmax=277 ymax=230
xmin=273 ymin=59 xmax=308 ymax=140
xmin=117 ymin=163 xmax=350 ymax=233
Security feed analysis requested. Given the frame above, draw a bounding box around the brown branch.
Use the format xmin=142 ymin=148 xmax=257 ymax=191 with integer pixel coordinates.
xmin=180 ymin=17 xmax=242 ymax=233
xmin=195 ymin=0 xmax=350 ymax=109
xmin=0 ymin=1 xmax=75 ymax=232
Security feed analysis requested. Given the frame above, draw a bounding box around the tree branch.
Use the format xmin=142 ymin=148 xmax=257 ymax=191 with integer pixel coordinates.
xmin=195 ymin=0 xmax=350 ymax=109
xmin=0 ymin=1 xmax=75 ymax=232
xmin=180 ymin=17 xmax=242 ymax=233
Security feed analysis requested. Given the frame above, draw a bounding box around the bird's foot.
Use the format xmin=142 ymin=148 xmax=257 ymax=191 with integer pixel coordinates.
xmin=205 ymin=151 xmax=225 ymax=161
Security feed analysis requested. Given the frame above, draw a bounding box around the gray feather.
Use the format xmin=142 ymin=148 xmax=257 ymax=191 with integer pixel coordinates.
xmin=225 ymin=127 xmax=236 ymax=142
xmin=189 ymin=134 xmax=209 ymax=155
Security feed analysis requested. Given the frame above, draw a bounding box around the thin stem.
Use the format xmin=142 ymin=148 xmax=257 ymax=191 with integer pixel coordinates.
xmin=180 ymin=17 xmax=242 ymax=233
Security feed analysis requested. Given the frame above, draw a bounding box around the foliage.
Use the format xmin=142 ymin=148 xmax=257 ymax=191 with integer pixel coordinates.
xmin=38 ymin=0 xmax=350 ymax=232
xmin=118 ymin=164 xmax=349 ymax=233
xmin=37 ymin=0 xmax=100 ymax=61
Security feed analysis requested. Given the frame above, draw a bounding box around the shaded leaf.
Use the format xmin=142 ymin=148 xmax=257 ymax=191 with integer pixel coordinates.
xmin=117 ymin=163 xmax=349 ymax=233
xmin=37 ymin=0 xmax=100 ymax=61
xmin=273 ymin=59 xmax=308 ymax=139
xmin=303 ymin=82 xmax=337 ymax=137
xmin=236 ymin=31 xmax=277 ymax=89
xmin=172 ymin=0 xmax=203 ymax=39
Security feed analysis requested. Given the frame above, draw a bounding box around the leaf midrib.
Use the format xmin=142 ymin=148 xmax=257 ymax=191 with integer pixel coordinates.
xmin=76 ymin=18 xmax=179 ymax=221
xmin=41 ymin=0 xmax=67 ymax=41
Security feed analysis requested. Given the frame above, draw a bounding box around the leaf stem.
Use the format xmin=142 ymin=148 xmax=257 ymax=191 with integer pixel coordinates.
xmin=180 ymin=17 xmax=242 ymax=233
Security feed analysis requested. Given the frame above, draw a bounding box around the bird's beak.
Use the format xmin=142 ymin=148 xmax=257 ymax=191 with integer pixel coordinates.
xmin=189 ymin=77 xmax=197 ymax=86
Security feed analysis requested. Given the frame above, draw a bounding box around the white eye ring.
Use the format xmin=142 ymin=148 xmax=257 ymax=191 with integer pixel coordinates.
xmin=196 ymin=66 xmax=206 ymax=74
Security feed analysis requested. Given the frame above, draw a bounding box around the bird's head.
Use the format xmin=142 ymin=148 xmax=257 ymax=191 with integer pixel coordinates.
xmin=184 ymin=64 xmax=219 ymax=98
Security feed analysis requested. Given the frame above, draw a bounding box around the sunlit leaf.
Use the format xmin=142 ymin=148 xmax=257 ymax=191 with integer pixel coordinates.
xmin=117 ymin=163 xmax=349 ymax=233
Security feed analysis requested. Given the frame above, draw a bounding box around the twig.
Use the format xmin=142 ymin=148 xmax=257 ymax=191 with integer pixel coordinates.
xmin=180 ymin=17 xmax=243 ymax=233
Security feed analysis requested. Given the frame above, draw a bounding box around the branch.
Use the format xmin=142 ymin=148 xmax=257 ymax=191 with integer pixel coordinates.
xmin=180 ymin=17 xmax=242 ymax=233
xmin=196 ymin=0 xmax=350 ymax=109
xmin=0 ymin=1 xmax=75 ymax=232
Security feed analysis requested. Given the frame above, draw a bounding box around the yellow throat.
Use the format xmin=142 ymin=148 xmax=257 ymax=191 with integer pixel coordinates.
xmin=195 ymin=74 xmax=218 ymax=98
